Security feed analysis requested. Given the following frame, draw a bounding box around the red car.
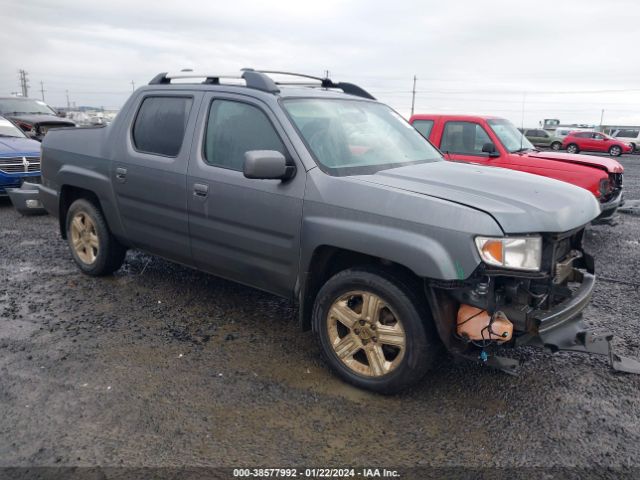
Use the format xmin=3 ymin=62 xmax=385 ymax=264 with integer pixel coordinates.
xmin=562 ymin=131 xmax=632 ymax=156
xmin=409 ymin=114 xmax=624 ymax=221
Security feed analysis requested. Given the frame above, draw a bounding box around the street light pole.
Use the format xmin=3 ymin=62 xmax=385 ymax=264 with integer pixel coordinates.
xmin=410 ymin=75 xmax=417 ymax=117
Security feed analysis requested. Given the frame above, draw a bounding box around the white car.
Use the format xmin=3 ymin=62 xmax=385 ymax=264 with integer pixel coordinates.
xmin=611 ymin=128 xmax=640 ymax=152
xmin=553 ymin=127 xmax=593 ymax=139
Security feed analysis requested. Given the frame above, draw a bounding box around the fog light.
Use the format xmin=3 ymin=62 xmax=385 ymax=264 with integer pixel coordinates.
xmin=26 ymin=199 xmax=43 ymax=209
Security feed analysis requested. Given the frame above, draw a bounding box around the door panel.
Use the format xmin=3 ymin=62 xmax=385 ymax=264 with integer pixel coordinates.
xmin=187 ymin=94 xmax=304 ymax=297
xmin=112 ymin=92 xmax=202 ymax=265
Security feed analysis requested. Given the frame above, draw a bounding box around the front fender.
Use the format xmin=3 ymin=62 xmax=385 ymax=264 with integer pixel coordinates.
xmin=301 ymin=216 xmax=471 ymax=281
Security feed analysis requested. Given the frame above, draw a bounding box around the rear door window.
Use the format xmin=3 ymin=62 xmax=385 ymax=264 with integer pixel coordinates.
xmin=412 ymin=120 xmax=434 ymax=139
xmin=440 ymin=121 xmax=491 ymax=155
xmin=132 ymin=96 xmax=193 ymax=157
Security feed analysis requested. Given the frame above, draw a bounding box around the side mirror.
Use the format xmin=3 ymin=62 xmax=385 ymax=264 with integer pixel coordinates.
xmin=57 ymin=110 xmax=67 ymax=118
xmin=482 ymin=142 xmax=500 ymax=157
xmin=243 ymin=150 xmax=295 ymax=180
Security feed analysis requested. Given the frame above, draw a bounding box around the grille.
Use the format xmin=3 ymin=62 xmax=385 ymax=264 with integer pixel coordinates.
xmin=610 ymin=173 xmax=623 ymax=189
xmin=0 ymin=157 xmax=41 ymax=174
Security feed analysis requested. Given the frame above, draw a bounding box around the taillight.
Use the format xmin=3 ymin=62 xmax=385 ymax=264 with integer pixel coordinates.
xmin=17 ymin=121 xmax=33 ymax=132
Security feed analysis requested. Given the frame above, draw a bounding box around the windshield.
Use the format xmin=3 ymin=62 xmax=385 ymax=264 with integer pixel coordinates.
xmin=0 ymin=117 xmax=26 ymax=138
xmin=487 ymin=118 xmax=535 ymax=153
xmin=0 ymin=98 xmax=56 ymax=115
xmin=283 ymin=98 xmax=442 ymax=175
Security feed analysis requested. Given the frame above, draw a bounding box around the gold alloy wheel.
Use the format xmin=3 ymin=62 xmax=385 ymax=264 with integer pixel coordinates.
xmin=327 ymin=290 xmax=406 ymax=377
xmin=70 ymin=212 xmax=99 ymax=265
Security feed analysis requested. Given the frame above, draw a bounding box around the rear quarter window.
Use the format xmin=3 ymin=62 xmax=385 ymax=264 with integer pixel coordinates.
xmin=132 ymin=96 xmax=193 ymax=157
xmin=412 ymin=119 xmax=434 ymax=139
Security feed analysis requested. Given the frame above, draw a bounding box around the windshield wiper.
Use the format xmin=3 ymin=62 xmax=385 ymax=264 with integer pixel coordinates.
xmin=0 ymin=134 xmax=22 ymax=138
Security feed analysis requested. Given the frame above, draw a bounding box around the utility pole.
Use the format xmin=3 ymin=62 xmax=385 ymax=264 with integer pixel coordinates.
xmin=18 ymin=69 xmax=29 ymax=97
xmin=39 ymin=81 xmax=46 ymax=101
xmin=65 ymin=90 xmax=70 ymax=109
xmin=131 ymin=80 xmax=135 ymax=92
xmin=599 ymin=109 xmax=605 ymax=131
xmin=410 ymin=75 xmax=417 ymax=117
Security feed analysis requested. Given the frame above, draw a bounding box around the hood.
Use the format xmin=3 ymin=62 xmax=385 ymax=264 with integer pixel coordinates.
xmin=6 ymin=113 xmax=75 ymax=127
xmin=0 ymin=136 xmax=41 ymax=156
xmin=352 ymin=161 xmax=600 ymax=234
xmin=524 ymin=150 xmax=623 ymax=173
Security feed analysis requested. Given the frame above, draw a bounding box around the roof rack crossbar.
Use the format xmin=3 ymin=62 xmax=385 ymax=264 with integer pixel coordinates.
xmin=148 ymin=70 xmax=279 ymax=93
xmin=148 ymin=69 xmax=374 ymax=100
xmin=255 ymin=70 xmax=375 ymax=100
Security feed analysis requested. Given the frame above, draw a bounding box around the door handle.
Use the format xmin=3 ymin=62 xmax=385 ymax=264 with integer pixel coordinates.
xmin=193 ymin=183 xmax=209 ymax=197
xmin=115 ymin=167 xmax=127 ymax=182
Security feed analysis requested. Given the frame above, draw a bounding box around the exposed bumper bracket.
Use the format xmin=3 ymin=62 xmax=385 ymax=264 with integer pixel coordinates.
xmin=539 ymin=324 xmax=640 ymax=374
xmin=452 ymin=351 xmax=521 ymax=376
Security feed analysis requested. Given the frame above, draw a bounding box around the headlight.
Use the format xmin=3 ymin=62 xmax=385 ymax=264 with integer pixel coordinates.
xmin=599 ymin=178 xmax=611 ymax=196
xmin=475 ymin=236 xmax=542 ymax=271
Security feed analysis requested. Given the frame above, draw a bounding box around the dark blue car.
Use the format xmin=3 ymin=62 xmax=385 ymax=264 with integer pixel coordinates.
xmin=0 ymin=116 xmax=41 ymax=195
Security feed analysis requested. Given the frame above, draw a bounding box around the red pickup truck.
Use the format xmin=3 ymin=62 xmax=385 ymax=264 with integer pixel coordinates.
xmin=409 ymin=114 xmax=624 ymax=222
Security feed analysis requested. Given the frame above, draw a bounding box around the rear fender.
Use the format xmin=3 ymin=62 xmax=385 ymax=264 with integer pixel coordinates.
xmin=57 ymin=164 xmax=125 ymax=239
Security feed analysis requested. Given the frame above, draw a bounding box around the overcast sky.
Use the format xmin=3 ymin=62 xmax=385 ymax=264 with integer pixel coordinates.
xmin=1 ymin=0 xmax=639 ymax=126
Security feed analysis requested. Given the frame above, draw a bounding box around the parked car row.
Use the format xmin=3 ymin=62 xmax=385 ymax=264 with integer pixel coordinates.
xmin=9 ymin=69 xmax=634 ymax=394
xmin=519 ymin=124 xmax=634 ymax=156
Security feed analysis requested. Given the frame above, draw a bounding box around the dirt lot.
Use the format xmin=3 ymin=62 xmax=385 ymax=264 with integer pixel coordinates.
xmin=1 ymin=155 xmax=640 ymax=472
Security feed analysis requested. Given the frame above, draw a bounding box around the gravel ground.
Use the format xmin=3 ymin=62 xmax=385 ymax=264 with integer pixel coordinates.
xmin=0 ymin=154 xmax=639 ymax=473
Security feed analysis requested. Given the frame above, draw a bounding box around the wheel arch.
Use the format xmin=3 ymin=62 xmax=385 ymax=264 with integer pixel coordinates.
xmin=56 ymin=164 xmax=126 ymax=242
xmin=59 ymin=185 xmax=103 ymax=239
xmin=298 ymin=245 xmax=441 ymax=332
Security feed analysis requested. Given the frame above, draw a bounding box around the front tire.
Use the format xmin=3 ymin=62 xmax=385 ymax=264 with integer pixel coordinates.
xmin=550 ymin=141 xmax=562 ymax=151
xmin=609 ymin=145 xmax=622 ymax=156
xmin=312 ymin=267 xmax=440 ymax=394
xmin=66 ymin=199 xmax=126 ymax=276
xmin=566 ymin=143 xmax=579 ymax=154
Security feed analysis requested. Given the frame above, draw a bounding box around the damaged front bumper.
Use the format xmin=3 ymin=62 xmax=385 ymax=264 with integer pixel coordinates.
xmin=427 ymin=249 xmax=640 ymax=375
xmin=594 ymin=188 xmax=624 ymax=223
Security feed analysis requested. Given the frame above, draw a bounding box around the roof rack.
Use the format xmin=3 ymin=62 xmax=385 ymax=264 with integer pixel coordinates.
xmin=148 ymin=70 xmax=279 ymax=94
xmin=148 ymin=69 xmax=375 ymax=100
xmin=254 ymin=70 xmax=375 ymax=100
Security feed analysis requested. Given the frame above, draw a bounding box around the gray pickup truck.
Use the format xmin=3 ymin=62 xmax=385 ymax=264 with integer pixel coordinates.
xmin=38 ymin=70 xmax=640 ymax=393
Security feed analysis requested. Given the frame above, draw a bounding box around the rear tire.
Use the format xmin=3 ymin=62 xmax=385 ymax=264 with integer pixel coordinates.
xmin=312 ymin=267 xmax=440 ymax=394
xmin=550 ymin=141 xmax=562 ymax=151
xmin=609 ymin=145 xmax=622 ymax=157
xmin=566 ymin=143 xmax=579 ymax=154
xmin=65 ymin=199 xmax=126 ymax=276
